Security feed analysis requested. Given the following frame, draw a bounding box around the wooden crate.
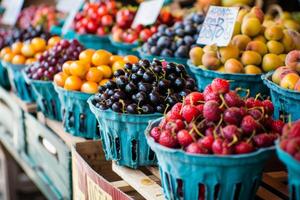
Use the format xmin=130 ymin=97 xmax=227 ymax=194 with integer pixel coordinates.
xmin=112 ymin=163 xmax=290 ymax=200
xmin=72 ymin=141 xmax=146 ymax=200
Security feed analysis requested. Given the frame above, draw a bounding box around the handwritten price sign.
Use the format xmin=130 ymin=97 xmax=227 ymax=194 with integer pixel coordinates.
xmin=197 ymin=6 xmax=239 ymax=47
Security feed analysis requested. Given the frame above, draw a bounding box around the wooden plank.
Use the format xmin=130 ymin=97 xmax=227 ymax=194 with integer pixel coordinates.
xmin=37 ymin=112 xmax=86 ymax=149
xmin=112 ymin=162 xmax=164 ymax=200
xmin=266 ymin=171 xmax=288 ymax=181
xmin=146 ymin=167 xmax=160 ymax=179
xmin=10 ymin=92 xmax=36 ymax=113
xmin=111 ymin=180 xmax=135 ymax=193
xmin=262 ymin=173 xmax=289 ymax=197
xmin=256 ymin=187 xmax=283 ymax=200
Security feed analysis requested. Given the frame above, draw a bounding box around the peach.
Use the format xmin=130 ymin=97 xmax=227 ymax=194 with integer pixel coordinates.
xmin=280 ymin=73 xmax=300 ymax=90
xmin=202 ymin=52 xmax=221 ymax=70
xmin=253 ymin=35 xmax=267 ymax=43
xmin=294 ymin=79 xmax=300 ymax=91
xmin=244 ymin=65 xmax=262 ymax=74
xmin=283 ymin=19 xmax=300 ymax=32
xmin=232 ymin=21 xmax=241 ymax=36
xmin=285 ymin=50 xmax=300 ymax=72
xmin=281 ymin=30 xmax=296 ymax=53
xmin=263 ymin=20 xmax=276 ymax=28
xmin=264 ymin=25 xmax=284 ymax=41
xmin=249 ymin=7 xmax=264 ymax=23
xmin=267 ymin=40 xmax=285 ymax=54
xmin=262 ymin=54 xmax=284 ymax=72
xmin=241 ymin=51 xmax=262 ymax=66
xmin=246 ymin=41 xmax=267 ymax=56
xmin=286 ymin=29 xmax=300 ymax=50
xmin=231 ymin=34 xmax=251 ymax=51
xmin=224 ymin=58 xmax=243 ymax=73
xmin=241 ymin=17 xmax=262 ymax=37
xmin=236 ymin=9 xmax=249 ymax=23
xmin=279 ymin=54 xmax=287 ymax=63
xmin=219 ymin=45 xmax=239 ymax=63
xmin=203 ymin=45 xmax=218 ymax=53
xmin=189 ymin=47 xmax=204 ymax=66
xmin=272 ymin=66 xmax=296 ymax=84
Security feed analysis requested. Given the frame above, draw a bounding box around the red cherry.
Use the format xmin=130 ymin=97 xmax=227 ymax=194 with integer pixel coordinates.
xmin=101 ymin=15 xmax=114 ymax=26
xmin=235 ymin=142 xmax=254 ymax=154
xmin=186 ymin=142 xmax=209 ymax=154
xmin=203 ymin=100 xmax=221 ymax=122
xmin=86 ymin=20 xmax=98 ymax=33
xmin=224 ymin=91 xmax=242 ymax=107
xmin=185 ymin=92 xmax=204 ymax=105
xmin=271 ymin=120 xmax=284 ymax=134
xmin=159 ymin=130 xmax=178 ymax=148
xmin=150 ymin=127 xmax=161 ymax=142
xmin=139 ymin=28 xmax=153 ymax=42
xmin=285 ymin=138 xmax=300 ymax=155
xmin=253 ymin=133 xmax=277 ymax=148
xmin=97 ymin=27 xmax=107 ymax=36
xmin=177 ymin=129 xmax=194 ymax=147
xmin=224 ymin=107 xmax=242 ymax=126
xmin=182 ymin=105 xmax=201 ymax=123
xmin=241 ymin=115 xmax=260 ymax=135
xmin=262 ymin=100 xmax=274 ymax=115
xmin=211 ymin=78 xmax=230 ymax=94
xmin=198 ymin=135 xmax=214 ymax=151
xmin=97 ymin=6 xmax=108 ymax=17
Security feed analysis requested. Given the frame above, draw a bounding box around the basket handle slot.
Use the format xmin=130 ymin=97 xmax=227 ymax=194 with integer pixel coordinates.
xmin=115 ymin=137 xmax=120 ymax=159
xmin=176 ymin=179 xmax=183 ymax=198
xmin=42 ymin=98 xmax=48 ymax=113
xmin=67 ymin=111 xmax=74 ymax=128
xmin=51 ymin=100 xmax=58 ymax=118
xmin=250 ymin=178 xmax=259 ymax=197
xmin=95 ymin=122 xmax=101 ymax=138
xmin=233 ymin=182 xmax=242 ymax=200
xmin=131 ymin=139 xmax=137 ymax=162
xmin=38 ymin=135 xmax=58 ymax=161
xmin=292 ymin=184 xmax=296 ymax=200
xmin=79 ymin=113 xmax=85 ymax=132
xmin=214 ymin=183 xmax=220 ymax=199
xmin=148 ymin=149 xmax=155 ymax=161
xmin=198 ymin=183 xmax=205 ymax=200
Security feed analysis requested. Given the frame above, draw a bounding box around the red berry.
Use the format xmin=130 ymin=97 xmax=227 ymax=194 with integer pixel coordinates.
xmin=203 ymin=100 xmax=221 ymax=122
xmin=235 ymin=142 xmax=254 ymax=154
xmin=212 ymin=139 xmax=233 ymax=155
xmin=224 ymin=107 xmax=242 ymax=126
xmin=186 ymin=142 xmax=209 ymax=154
xmin=262 ymin=100 xmax=274 ymax=115
xmin=294 ymin=152 xmax=300 ymax=161
xmin=286 ymin=138 xmax=300 ymax=155
xmin=185 ymin=92 xmax=204 ymax=105
xmin=280 ymin=139 xmax=289 ymax=150
xmin=211 ymin=78 xmax=230 ymax=94
xmin=170 ymin=103 xmax=183 ymax=119
xmin=196 ymin=104 xmax=204 ymax=114
xmin=288 ymin=122 xmax=300 ymax=138
xmin=253 ymin=133 xmax=277 ymax=148
xmin=205 ymin=127 xmax=214 ymax=136
xmin=178 ymin=130 xmax=194 ymax=147
xmin=222 ymin=125 xmax=241 ymax=140
xmin=224 ymin=91 xmax=241 ymax=107
xmin=159 ymin=130 xmax=178 ymax=148
xmin=248 ymin=109 xmax=263 ymax=120
xmin=182 ymin=105 xmax=201 ymax=123
xmin=150 ymin=127 xmax=161 ymax=142
xmin=198 ymin=135 xmax=214 ymax=151
xmin=272 ymin=120 xmax=284 ymax=134
xmin=241 ymin=115 xmax=260 ymax=135
xmin=159 ymin=118 xmax=168 ymax=129
xmin=165 ymin=119 xmax=185 ymax=132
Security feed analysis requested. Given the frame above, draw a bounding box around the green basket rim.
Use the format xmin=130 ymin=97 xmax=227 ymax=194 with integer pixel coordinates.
xmin=137 ymin=48 xmax=188 ymax=64
xmin=187 ymin=59 xmax=262 ymax=78
xmin=75 ymin=32 xmax=110 ymax=41
xmin=146 ymin=118 xmax=275 ymax=164
xmin=54 ymin=84 xmax=92 ymax=99
xmin=262 ymin=71 xmax=300 ymax=96
xmin=22 ymin=70 xmax=53 ymax=85
xmin=1 ymin=60 xmax=27 ymax=69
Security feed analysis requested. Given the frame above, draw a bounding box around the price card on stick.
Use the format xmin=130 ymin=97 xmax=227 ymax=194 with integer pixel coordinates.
xmin=1 ymin=0 xmax=24 ymax=26
xmin=61 ymin=0 xmax=84 ymax=35
xmin=131 ymin=0 xmax=164 ymax=28
xmin=197 ymin=6 xmax=239 ymax=47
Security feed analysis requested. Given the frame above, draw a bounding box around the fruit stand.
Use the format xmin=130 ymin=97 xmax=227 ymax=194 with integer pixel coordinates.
xmin=0 ymin=0 xmax=300 ymax=200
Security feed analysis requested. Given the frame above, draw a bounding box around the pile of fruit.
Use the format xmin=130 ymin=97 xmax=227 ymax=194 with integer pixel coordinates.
xmin=92 ymin=59 xmax=197 ymax=113
xmin=271 ymin=50 xmax=300 ymax=91
xmin=264 ymin=9 xmax=300 ymax=32
xmin=54 ymin=49 xmax=139 ymax=94
xmin=141 ymin=12 xmax=205 ymax=58
xmin=111 ymin=8 xmax=180 ymax=44
xmin=25 ymin=38 xmax=84 ymax=80
xmin=150 ymin=78 xmax=285 ymax=154
xmin=73 ymin=1 xmax=118 ymax=35
xmin=0 ymin=29 xmax=11 ymax=49
xmin=280 ymin=120 xmax=300 ymax=161
xmin=0 ymin=36 xmax=59 ymax=65
xmin=17 ymin=5 xmax=59 ymax=31
xmin=190 ymin=7 xmax=300 ymax=74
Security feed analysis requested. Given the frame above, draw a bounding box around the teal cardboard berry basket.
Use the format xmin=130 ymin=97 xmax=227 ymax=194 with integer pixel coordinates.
xmin=2 ymin=61 xmax=35 ymax=102
xmin=24 ymin=73 xmax=62 ymax=121
xmin=54 ymin=85 xmax=99 ymax=139
xmin=109 ymin=36 xmax=139 ymax=56
xmin=276 ymin=141 xmax=300 ymax=199
xmin=187 ymin=60 xmax=269 ymax=97
xmin=75 ymin=33 xmax=115 ymax=53
xmin=0 ymin=60 xmax=11 ymax=90
xmin=146 ymin=118 xmax=275 ymax=200
xmin=262 ymin=72 xmax=300 ymax=121
xmin=88 ymin=97 xmax=162 ymax=169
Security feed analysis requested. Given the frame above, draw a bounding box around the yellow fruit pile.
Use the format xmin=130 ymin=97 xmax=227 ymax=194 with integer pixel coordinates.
xmin=0 ymin=36 xmax=61 ymax=65
xmin=54 ymin=49 xmax=139 ymax=94
xmin=190 ymin=7 xmax=300 ymax=75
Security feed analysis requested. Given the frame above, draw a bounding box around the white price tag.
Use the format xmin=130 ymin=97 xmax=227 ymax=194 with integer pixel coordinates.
xmin=56 ymin=0 xmax=82 ymax=13
xmin=1 ymin=0 xmax=24 ymax=26
xmin=61 ymin=0 xmax=84 ymax=35
xmin=197 ymin=6 xmax=239 ymax=47
xmin=131 ymin=0 xmax=164 ymax=28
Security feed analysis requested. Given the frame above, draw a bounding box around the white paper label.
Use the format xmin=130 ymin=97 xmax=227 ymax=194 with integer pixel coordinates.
xmin=61 ymin=0 xmax=84 ymax=35
xmin=1 ymin=0 xmax=24 ymax=26
xmin=197 ymin=6 xmax=239 ymax=47
xmin=131 ymin=0 xmax=164 ymax=28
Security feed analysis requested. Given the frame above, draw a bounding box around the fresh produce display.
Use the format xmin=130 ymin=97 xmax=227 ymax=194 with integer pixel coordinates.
xmin=271 ymin=50 xmax=300 ymax=91
xmin=73 ymin=1 xmax=118 ymax=35
xmin=17 ymin=5 xmax=60 ymax=31
xmin=141 ymin=12 xmax=205 ymax=58
xmin=25 ymin=38 xmax=84 ymax=81
xmin=0 ymin=36 xmax=59 ymax=65
xmin=54 ymin=49 xmax=139 ymax=94
xmin=0 ymin=29 xmax=12 ymax=50
xmin=92 ymin=59 xmax=197 ymax=113
xmin=111 ymin=8 xmax=180 ymax=44
xmin=190 ymin=7 xmax=300 ymax=74
xmin=279 ymin=120 xmax=300 ymax=161
xmin=150 ymin=78 xmax=284 ymax=154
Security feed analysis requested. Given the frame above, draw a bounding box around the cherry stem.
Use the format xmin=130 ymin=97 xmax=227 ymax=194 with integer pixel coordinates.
xmin=235 ymin=88 xmax=250 ymax=99
xmin=219 ymin=94 xmax=229 ymax=109
xmin=229 ymin=135 xmax=238 ymax=147
xmin=163 ymin=104 xmax=170 ymax=116
xmin=255 ymin=93 xmax=261 ymax=100
xmin=119 ymin=99 xmax=126 ymax=113
xmin=192 ymin=123 xmax=204 ymax=138
xmin=247 ymin=130 xmax=256 ymax=143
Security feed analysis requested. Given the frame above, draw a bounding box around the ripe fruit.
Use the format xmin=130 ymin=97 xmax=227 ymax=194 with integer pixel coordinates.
xmin=235 ymin=142 xmax=254 ymax=154
xmin=241 ymin=51 xmax=262 ymax=66
xmin=262 ymin=54 xmax=284 ymax=72
xmin=54 ymin=72 xmax=68 ymax=87
xmin=177 ymin=130 xmax=194 ymax=147
xmin=224 ymin=107 xmax=242 ymax=126
xmin=202 ymin=52 xmax=221 ymax=70
xmin=48 ymin=36 xmax=61 ymax=46
xmin=81 ymin=81 xmax=98 ymax=94
xmin=241 ymin=17 xmax=262 ymax=37
xmin=21 ymin=43 xmax=36 ymax=57
xmin=79 ymin=49 xmax=95 ymax=64
xmin=92 ymin=50 xmax=112 ymax=66
xmin=244 ymin=65 xmax=262 ymax=74
xmin=112 ymin=60 xmax=126 ymax=72
xmin=241 ymin=115 xmax=259 ymax=135
xmin=11 ymin=42 xmax=23 ymax=54
xmin=211 ymin=78 xmax=229 ymax=94
xmin=272 ymin=66 xmax=297 ymax=85
xmin=280 ymin=73 xmax=300 ymax=89
xmin=123 ymin=55 xmax=139 ymax=64
xmin=264 ymin=25 xmax=284 ymax=41
xmin=218 ymin=45 xmax=239 ymax=63
xmin=159 ymin=130 xmax=178 ymax=148
xmin=182 ymin=105 xmax=200 ymax=123
xmin=97 ymin=65 xmax=112 ymax=78
xmin=285 ymin=50 xmax=300 ymax=72
xmin=12 ymin=55 xmax=26 ymax=65
xmin=3 ymin=52 xmax=15 ymax=62
xmin=267 ymin=40 xmax=284 ymax=54
xmin=31 ymin=37 xmax=46 ymax=52
xmin=203 ymin=100 xmax=221 ymax=122
xmin=86 ymin=67 xmax=103 ymax=82
xmin=190 ymin=47 xmax=204 ymax=66
xmin=64 ymin=76 xmax=83 ymax=91
xmin=231 ymin=34 xmax=251 ymax=51
xmin=70 ymin=60 xmax=90 ymax=78
xmin=62 ymin=61 xmax=73 ymax=75
xmin=224 ymin=58 xmax=243 ymax=73
xmin=246 ymin=41 xmax=267 ymax=56
xmin=150 ymin=127 xmax=161 ymax=142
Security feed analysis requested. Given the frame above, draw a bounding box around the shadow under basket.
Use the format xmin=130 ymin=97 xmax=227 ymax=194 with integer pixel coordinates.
xmin=276 ymin=142 xmax=300 ymax=200
xmin=0 ymin=60 xmax=10 ymax=90
xmin=187 ymin=60 xmax=269 ymax=97
xmin=109 ymin=37 xmax=139 ymax=56
xmin=25 ymin=75 xmax=62 ymax=121
xmin=2 ymin=61 xmax=35 ymax=102
xmin=88 ymin=97 xmax=162 ymax=169
xmin=146 ymin=118 xmax=275 ymax=200
xmin=75 ymin=33 xmax=116 ymax=53
xmin=262 ymin=72 xmax=300 ymax=122
xmin=54 ymin=85 xmax=99 ymax=139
